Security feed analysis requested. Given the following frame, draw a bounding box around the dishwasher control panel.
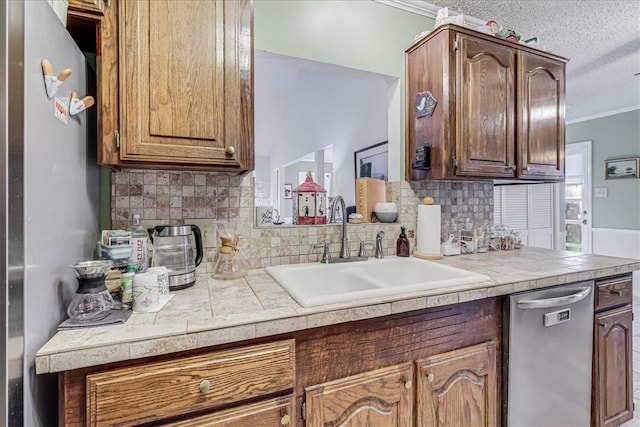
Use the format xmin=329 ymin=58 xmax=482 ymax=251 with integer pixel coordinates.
xmin=544 ymin=308 xmax=571 ymax=327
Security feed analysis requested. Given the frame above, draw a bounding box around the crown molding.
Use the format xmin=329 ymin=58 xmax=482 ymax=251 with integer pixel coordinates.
xmin=373 ymin=0 xmax=486 ymax=28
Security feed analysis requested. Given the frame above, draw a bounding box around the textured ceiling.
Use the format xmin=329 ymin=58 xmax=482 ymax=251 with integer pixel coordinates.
xmin=424 ymin=0 xmax=640 ymax=122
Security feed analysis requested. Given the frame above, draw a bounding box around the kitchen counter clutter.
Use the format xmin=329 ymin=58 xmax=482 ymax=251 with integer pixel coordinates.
xmin=35 ymin=247 xmax=639 ymax=374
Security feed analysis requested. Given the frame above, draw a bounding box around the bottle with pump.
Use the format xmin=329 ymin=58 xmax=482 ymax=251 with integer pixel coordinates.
xmin=128 ymin=213 xmax=149 ymax=272
xmin=396 ymin=226 xmax=410 ymax=257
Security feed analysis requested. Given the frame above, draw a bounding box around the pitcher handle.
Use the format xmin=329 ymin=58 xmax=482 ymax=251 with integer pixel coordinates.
xmin=191 ymin=225 xmax=204 ymax=267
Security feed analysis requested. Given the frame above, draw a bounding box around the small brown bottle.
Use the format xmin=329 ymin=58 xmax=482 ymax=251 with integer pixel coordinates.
xmin=396 ymin=227 xmax=410 ymax=257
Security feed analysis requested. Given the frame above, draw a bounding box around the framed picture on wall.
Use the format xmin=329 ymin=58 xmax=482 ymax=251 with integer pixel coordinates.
xmin=354 ymin=141 xmax=388 ymax=181
xmin=605 ymin=157 xmax=639 ymax=179
xmin=284 ymin=184 xmax=292 ymax=199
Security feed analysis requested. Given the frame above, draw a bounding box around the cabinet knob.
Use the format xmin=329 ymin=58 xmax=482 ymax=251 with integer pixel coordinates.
xmin=525 ymin=166 xmax=531 ymax=171
xmin=199 ymin=379 xmax=211 ymax=393
xmin=280 ymin=414 xmax=291 ymax=425
xmin=510 ymin=165 xmax=516 ymax=171
xmin=225 ymin=146 xmax=235 ymax=156
xmin=404 ymin=380 xmax=412 ymax=389
xmin=599 ymin=320 xmax=607 ymax=329
xmin=427 ymin=373 xmax=435 ymax=383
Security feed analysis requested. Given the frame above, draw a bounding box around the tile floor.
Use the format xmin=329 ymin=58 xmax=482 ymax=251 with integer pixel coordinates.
xmin=620 ymin=295 xmax=640 ymax=427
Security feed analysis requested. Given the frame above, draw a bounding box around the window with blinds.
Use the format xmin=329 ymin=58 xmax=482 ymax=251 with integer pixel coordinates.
xmin=494 ymin=183 xmax=556 ymax=249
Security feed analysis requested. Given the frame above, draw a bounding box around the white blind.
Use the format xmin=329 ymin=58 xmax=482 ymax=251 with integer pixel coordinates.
xmin=493 ymin=183 xmax=555 ymax=249
xmin=502 ymin=185 xmax=529 ymax=230
xmin=494 ymin=186 xmax=502 ymax=223
xmin=530 ymin=183 xmax=553 ymax=229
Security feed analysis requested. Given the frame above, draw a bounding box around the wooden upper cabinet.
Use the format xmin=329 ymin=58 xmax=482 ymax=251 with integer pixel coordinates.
xmin=99 ymin=0 xmax=253 ymax=172
xmin=518 ymin=51 xmax=566 ymax=180
xmin=405 ymin=24 xmax=567 ymax=182
xmin=416 ymin=342 xmax=497 ymax=427
xmin=456 ymin=34 xmax=516 ymax=179
xmin=305 ymin=363 xmax=414 ymax=427
xmin=68 ymin=0 xmax=105 ymax=17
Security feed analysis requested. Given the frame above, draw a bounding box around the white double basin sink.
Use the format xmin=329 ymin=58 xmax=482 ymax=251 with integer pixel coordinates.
xmin=266 ymin=256 xmax=491 ymax=307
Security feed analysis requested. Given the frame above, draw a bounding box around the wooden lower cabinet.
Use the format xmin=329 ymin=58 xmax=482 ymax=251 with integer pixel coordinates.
xmin=304 ymin=363 xmax=414 ymax=427
xmin=593 ymin=306 xmax=633 ymax=427
xmin=163 ymin=395 xmax=296 ymax=427
xmin=417 ymin=342 xmax=497 ymax=427
xmin=58 ymin=299 xmax=501 ymax=426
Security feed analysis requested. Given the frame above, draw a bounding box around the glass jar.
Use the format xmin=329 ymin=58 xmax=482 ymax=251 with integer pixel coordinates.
xmin=475 ymin=227 xmax=488 ymax=253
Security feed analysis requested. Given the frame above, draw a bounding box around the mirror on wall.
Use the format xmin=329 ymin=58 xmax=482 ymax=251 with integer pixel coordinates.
xmin=254 ymin=50 xmax=399 ymax=224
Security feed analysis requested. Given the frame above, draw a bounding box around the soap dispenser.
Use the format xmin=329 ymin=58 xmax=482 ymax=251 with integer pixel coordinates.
xmin=396 ymin=227 xmax=410 ymax=257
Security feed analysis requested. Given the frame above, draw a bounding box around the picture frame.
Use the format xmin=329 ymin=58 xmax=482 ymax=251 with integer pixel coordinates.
xmin=284 ymin=183 xmax=292 ymax=199
xmin=354 ymin=141 xmax=388 ymax=181
xmin=605 ymin=157 xmax=639 ymax=179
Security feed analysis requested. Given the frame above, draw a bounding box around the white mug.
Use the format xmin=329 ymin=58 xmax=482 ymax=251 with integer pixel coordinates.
xmin=255 ymin=206 xmax=280 ymax=227
xmin=132 ymin=272 xmax=160 ymax=313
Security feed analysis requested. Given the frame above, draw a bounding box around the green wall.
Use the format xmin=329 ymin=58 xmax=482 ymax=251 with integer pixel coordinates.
xmin=254 ymin=0 xmax=431 ymax=77
xmin=566 ymin=109 xmax=640 ymax=230
xmin=254 ymin=0 xmax=432 ymax=177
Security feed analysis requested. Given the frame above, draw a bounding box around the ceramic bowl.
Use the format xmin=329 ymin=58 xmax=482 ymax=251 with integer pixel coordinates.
xmin=375 ymin=211 xmax=398 ymax=223
xmin=374 ymin=202 xmax=398 ymax=222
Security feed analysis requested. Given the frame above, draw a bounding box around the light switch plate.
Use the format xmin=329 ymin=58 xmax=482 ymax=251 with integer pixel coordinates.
xmin=190 ymin=219 xmax=217 ymax=248
xmin=595 ymin=187 xmax=608 ymax=198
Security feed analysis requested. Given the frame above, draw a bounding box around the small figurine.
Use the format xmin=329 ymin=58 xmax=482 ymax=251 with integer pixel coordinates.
xmin=486 ymin=20 xmax=501 ymax=36
xmin=501 ymin=29 xmax=522 ymax=43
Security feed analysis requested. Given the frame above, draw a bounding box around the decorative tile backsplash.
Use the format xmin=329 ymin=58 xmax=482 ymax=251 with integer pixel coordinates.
xmin=110 ymin=170 xmax=493 ymax=271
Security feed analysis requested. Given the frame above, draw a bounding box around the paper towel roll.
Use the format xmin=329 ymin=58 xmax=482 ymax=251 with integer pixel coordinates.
xmin=416 ymin=204 xmax=441 ymax=256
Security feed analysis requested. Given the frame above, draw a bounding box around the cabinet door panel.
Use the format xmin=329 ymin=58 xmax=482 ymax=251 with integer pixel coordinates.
xmin=305 ymin=363 xmax=414 ymax=427
xmin=417 ymin=342 xmax=497 ymax=427
xmin=518 ymin=52 xmax=565 ymax=180
xmin=594 ymin=307 xmax=633 ymax=427
xmin=121 ymin=0 xmax=226 ymax=160
xmin=457 ymin=35 xmax=516 ymax=178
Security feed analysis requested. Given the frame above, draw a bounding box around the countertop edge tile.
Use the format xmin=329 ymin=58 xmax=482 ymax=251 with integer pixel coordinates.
xmin=48 ymin=345 xmax=130 ymax=372
xmin=35 ymin=248 xmax=640 ymax=374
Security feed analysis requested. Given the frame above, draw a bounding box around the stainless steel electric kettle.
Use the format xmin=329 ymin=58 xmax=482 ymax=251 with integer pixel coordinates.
xmin=149 ymin=225 xmax=203 ymax=290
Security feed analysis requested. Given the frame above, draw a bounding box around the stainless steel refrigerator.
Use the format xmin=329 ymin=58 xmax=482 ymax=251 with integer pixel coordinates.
xmin=1 ymin=1 xmax=100 ymax=425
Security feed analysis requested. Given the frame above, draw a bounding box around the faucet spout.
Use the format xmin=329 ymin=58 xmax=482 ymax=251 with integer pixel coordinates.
xmin=330 ymin=195 xmax=350 ymax=259
xmin=375 ymin=231 xmax=385 ymax=259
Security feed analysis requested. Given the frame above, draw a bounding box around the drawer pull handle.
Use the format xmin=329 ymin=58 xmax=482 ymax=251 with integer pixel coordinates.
xmin=199 ymin=379 xmax=211 ymax=393
xmin=280 ymin=414 xmax=291 ymax=425
xmin=427 ymin=373 xmax=435 ymax=383
xmin=611 ymin=289 xmax=623 ymax=296
xmin=404 ymin=380 xmax=412 ymax=389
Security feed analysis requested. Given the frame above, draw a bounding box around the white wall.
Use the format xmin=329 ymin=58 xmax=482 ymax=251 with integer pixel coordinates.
xmin=255 ymin=51 xmax=394 ymax=206
xmin=592 ymin=228 xmax=640 ymax=294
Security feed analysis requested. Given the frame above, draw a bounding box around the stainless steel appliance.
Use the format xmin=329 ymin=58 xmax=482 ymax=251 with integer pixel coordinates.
xmin=506 ymin=281 xmax=594 ymax=426
xmin=2 ymin=2 xmax=100 ymax=424
xmin=150 ymin=225 xmax=203 ymax=290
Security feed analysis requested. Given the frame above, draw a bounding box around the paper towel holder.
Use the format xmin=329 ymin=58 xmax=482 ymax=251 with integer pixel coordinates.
xmin=411 ymin=143 xmax=431 ymax=170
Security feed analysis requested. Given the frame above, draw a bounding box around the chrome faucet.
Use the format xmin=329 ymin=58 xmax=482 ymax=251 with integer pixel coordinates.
xmin=330 ymin=195 xmax=350 ymax=259
xmin=375 ymin=231 xmax=385 ymax=258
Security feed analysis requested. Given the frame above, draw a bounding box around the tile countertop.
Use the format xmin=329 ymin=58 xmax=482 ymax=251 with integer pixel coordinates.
xmin=35 ymin=247 xmax=640 ymax=374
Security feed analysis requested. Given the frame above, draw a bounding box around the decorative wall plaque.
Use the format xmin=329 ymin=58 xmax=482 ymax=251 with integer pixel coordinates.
xmin=415 ymin=91 xmax=437 ymax=118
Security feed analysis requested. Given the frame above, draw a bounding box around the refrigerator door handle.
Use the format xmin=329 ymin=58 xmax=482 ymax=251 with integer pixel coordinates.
xmin=516 ymin=286 xmax=591 ymax=310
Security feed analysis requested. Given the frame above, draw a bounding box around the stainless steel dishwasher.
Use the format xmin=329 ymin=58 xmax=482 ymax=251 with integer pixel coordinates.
xmin=505 ymin=281 xmax=594 ymax=426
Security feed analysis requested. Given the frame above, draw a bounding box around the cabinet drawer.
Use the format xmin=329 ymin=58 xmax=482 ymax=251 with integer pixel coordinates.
xmin=86 ymin=339 xmax=295 ymax=426
xmin=595 ymin=276 xmax=632 ymax=311
xmin=163 ymin=395 xmax=296 ymax=427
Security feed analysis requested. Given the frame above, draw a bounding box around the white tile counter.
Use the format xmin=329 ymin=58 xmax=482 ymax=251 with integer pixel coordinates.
xmin=36 ymin=247 xmax=640 ymax=374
